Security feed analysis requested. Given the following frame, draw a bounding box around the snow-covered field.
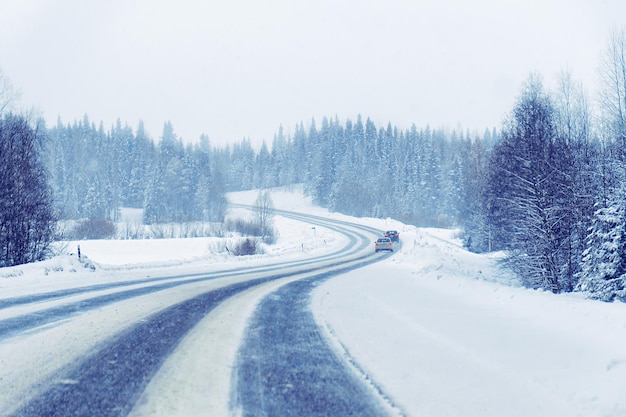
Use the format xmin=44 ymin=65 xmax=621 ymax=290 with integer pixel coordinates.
xmin=1 ymin=187 xmax=626 ymax=416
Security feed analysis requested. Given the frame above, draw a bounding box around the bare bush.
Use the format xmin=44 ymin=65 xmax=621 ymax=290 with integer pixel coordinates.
xmin=261 ymin=227 xmax=278 ymax=244
xmin=49 ymin=240 xmax=69 ymax=257
xmin=230 ymin=238 xmax=261 ymax=256
xmin=149 ymin=223 xmax=175 ymax=239
xmin=207 ymin=240 xmax=229 ymax=254
xmin=70 ymin=219 xmax=116 ymax=240
xmin=223 ymin=217 xmax=263 ymax=236
xmin=223 ymin=216 xmax=277 ymax=244
xmin=118 ymin=222 xmax=147 ymax=240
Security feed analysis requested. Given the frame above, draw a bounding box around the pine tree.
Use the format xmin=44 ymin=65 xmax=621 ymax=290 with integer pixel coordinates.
xmin=577 ymin=185 xmax=626 ymax=302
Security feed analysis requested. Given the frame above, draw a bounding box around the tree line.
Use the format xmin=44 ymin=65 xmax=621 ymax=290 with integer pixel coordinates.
xmin=45 ymin=117 xmax=227 ymax=225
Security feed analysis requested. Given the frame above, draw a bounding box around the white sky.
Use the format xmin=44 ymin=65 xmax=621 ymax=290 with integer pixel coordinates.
xmin=0 ymin=0 xmax=625 ymax=146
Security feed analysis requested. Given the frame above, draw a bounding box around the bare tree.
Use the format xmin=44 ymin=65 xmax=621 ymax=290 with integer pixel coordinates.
xmin=254 ymin=190 xmax=275 ymax=243
xmin=553 ymin=70 xmax=601 ymax=289
xmin=486 ymin=74 xmax=576 ymax=293
xmin=0 ymin=115 xmax=55 ymax=266
xmin=595 ymin=29 xmax=626 ymax=217
xmin=598 ymin=28 xmax=626 ymax=145
xmin=555 ymin=69 xmax=592 ymax=144
xmin=0 ymin=68 xmax=20 ymax=116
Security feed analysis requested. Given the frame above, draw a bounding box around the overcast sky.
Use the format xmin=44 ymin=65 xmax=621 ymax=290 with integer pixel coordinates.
xmin=1 ymin=0 xmax=625 ymax=147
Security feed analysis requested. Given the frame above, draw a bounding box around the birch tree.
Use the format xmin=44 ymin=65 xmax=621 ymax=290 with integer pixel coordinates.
xmin=0 ymin=115 xmax=55 ymax=266
xmin=255 ymin=190 xmax=275 ymax=243
xmin=0 ymin=68 xmax=19 ymax=116
xmin=486 ymin=74 xmax=575 ymax=292
xmin=598 ymin=28 xmax=626 ymax=147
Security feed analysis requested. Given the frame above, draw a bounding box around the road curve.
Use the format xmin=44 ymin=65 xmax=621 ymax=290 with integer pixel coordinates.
xmin=1 ymin=208 xmax=398 ymax=416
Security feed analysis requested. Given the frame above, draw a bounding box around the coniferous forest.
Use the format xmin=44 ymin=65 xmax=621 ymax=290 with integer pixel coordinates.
xmin=1 ymin=29 xmax=626 ymax=303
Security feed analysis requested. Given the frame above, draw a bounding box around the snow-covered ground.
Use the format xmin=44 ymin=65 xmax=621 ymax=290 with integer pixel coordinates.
xmin=1 ymin=187 xmax=626 ymax=416
xmin=313 ymin=233 xmax=626 ymax=416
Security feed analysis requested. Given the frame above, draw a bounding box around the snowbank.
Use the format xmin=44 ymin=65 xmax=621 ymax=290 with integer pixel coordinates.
xmin=313 ymin=227 xmax=626 ymax=417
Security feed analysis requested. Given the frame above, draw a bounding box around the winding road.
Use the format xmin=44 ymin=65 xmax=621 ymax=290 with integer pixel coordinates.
xmin=0 ymin=209 xmax=399 ymax=416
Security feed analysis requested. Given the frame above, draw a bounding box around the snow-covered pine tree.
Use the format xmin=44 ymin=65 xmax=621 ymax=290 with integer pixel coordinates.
xmin=576 ymin=183 xmax=626 ymax=302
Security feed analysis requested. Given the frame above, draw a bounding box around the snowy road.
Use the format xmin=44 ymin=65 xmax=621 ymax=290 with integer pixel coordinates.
xmin=3 ymin=188 xmax=626 ymax=416
xmin=233 ymin=271 xmax=394 ymax=417
xmin=0 ymin=210 xmax=396 ymax=416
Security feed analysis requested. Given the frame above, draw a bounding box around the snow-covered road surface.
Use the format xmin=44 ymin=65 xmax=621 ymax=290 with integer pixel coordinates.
xmin=1 ymin=207 xmax=397 ymax=416
xmin=233 ymin=273 xmax=398 ymax=417
xmin=1 ymin=187 xmax=625 ymax=416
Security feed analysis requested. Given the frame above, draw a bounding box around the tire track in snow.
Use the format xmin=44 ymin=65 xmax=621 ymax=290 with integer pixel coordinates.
xmin=7 ymin=210 xmax=387 ymax=416
xmin=233 ymin=269 xmax=400 ymax=416
xmin=11 ymin=279 xmax=266 ymax=417
xmin=0 ymin=210 xmax=376 ymax=340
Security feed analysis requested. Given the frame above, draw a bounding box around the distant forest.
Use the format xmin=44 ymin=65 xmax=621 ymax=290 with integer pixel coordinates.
xmin=2 ymin=29 xmax=626 ymax=302
xmin=45 ymin=113 xmax=494 ymax=229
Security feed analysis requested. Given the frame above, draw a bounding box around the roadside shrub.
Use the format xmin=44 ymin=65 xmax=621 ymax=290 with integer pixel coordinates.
xmin=70 ymin=219 xmax=116 ymax=240
xmin=223 ymin=217 xmax=263 ymax=236
xmin=262 ymin=227 xmax=278 ymax=244
xmin=230 ymin=238 xmax=260 ymax=256
xmin=223 ymin=217 xmax=277 ymax=244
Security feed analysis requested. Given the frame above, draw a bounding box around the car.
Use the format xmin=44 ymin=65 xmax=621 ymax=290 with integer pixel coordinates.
xmin=375 ymin=237 xmax=393 ymax=252
xmin=384 ymin=230 xmax=400 ymax=242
